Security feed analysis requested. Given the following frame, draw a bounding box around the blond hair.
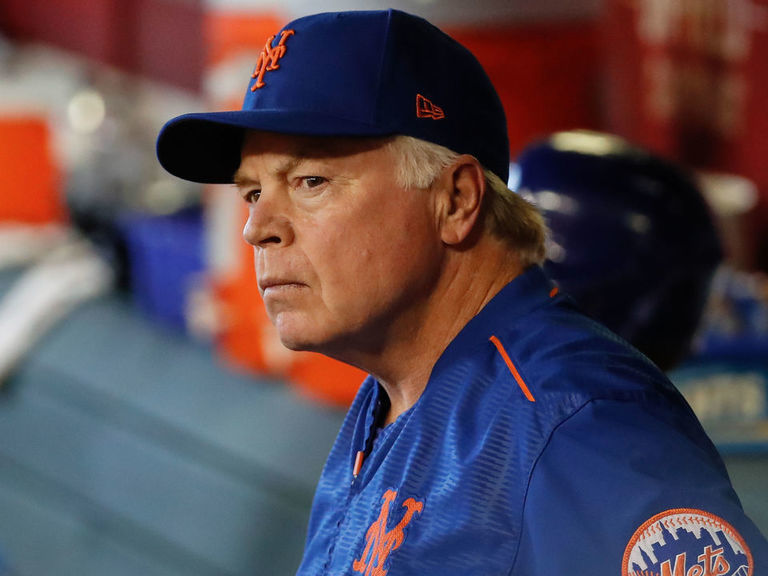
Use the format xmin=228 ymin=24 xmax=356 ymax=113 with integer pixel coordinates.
xmin=387 ymin=136 xmax=547 ymax=267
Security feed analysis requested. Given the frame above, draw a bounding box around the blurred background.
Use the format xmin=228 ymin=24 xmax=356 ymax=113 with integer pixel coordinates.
xmin=0 ymin=0 xmax=767 ymax=574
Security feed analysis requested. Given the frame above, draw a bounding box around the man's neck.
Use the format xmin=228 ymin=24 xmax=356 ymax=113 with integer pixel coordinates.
xmin=369 ymin=242 xmax=523 ymax=425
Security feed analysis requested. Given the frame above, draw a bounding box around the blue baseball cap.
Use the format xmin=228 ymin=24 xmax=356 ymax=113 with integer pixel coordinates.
xmin=156 ymin=9 xmax=509 ymax=184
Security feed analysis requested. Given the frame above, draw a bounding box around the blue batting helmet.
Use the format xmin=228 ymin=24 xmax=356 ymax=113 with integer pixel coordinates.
xmin=514 ymin=131 xmax=723 ymax=370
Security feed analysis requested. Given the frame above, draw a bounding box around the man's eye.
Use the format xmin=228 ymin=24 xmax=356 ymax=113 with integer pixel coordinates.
xmin=243 ymin=189 xmax=261 ymax=203
xmin=302 ymin=176 xmax=327 ymax=188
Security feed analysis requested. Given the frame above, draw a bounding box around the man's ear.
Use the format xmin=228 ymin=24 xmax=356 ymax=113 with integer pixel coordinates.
xmin=436 ymin=156 xmax=486 ymax=246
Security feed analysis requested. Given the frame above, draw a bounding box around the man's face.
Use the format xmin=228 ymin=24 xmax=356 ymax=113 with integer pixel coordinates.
xmin=236 ymin=132 xmax=445 ymax=361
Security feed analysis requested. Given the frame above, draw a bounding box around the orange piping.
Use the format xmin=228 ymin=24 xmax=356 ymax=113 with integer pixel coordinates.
xmin=489 ymin=335 xmax=535 ymax=402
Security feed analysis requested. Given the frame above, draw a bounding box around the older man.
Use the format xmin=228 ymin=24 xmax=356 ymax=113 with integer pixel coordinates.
xmin=157 ymin=9 xmax=767 ymax=576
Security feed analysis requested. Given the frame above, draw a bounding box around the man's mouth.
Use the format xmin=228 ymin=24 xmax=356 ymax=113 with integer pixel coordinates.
xmin=259 ymin=278 xmax=306 ymax=295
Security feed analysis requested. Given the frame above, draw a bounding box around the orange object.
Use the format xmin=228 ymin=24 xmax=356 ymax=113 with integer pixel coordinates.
xmin=489 ymin=335 xmax=536 ymax=402
xmin=205 ymin=11 xmax=284 ymax=68
xmin=0 ymin=116 xmax=64 ymax=223
xmin=352 ymin=450 xmax=365 ymax=478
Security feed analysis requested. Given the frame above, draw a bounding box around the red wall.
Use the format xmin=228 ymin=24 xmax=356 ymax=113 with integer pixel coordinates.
xmin=450 ymin=19 xmax=601 ymax=157
xmin=0 ymin=0 xmax=204 ymax=91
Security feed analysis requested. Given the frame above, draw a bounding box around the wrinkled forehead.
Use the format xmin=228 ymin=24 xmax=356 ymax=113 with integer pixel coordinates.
xmin=240 ymin=130 xmax=394 ymax=163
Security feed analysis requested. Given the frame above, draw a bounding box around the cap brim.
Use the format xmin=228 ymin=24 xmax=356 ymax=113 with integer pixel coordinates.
xmin=156 ymin=110 xmax=389 ymax=184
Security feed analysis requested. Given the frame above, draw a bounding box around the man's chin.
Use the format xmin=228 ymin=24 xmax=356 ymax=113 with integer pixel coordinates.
xmin=274 ymin=326 xmax=325 ymax=354
xmin=277 ymin=336 xmax=312 ymax=352
xmin=277 ymin=329 xmax=351 ymax=361
xmin=272 ymin=316 xmax=357 ymax=360
xmin=271 ymin=313 xmax=315 ymax=351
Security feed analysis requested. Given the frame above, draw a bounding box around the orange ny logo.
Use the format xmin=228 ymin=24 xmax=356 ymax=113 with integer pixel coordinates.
xmin=250 ymin=29 xmax=295 ymax=91
xmin=352 ymin=489 xmax=424 ymax=576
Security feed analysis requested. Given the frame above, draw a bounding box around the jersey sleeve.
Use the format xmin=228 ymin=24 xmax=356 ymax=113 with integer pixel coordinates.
xmin=512 ymin=397 xmax=768 ymax=575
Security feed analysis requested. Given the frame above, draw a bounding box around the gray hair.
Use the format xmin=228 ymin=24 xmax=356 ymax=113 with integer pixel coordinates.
xmin=386 ymin=136 xmax=547 ymax=267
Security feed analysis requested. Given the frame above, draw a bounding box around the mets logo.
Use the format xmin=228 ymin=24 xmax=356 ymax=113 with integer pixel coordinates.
xmin=622 ymin=508 xmax=753 ymax=576
xmin=250 ymin=29 xmax=295 ymax=91
xmin=352 ymin=489 xmax=424 ymax=576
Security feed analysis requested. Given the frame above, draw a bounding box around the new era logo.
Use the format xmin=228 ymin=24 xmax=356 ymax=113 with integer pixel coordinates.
xmin=416 ymin=94 xmax=445 ymax=120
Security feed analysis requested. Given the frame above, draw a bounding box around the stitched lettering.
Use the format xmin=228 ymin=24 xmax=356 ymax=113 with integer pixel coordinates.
xmin=250 ymin=29 xmax=295 ymax=91
xmin=353 ymin=489 xmax=424 ymax=576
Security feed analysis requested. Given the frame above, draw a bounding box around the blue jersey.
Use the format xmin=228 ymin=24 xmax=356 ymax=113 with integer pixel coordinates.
xmin=297 ymin=266 xmax=768 ymax=575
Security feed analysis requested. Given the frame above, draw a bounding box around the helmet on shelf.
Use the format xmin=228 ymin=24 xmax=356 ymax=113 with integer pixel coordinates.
xmin=514 ymin=130 xmax=722 ymax=370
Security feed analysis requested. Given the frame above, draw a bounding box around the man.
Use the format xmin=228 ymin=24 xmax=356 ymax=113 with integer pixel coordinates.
xmin=157 ymin=9 xmax=768 ymax=575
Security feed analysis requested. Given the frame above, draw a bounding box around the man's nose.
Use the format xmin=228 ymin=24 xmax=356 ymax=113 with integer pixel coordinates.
xmin=242 ymin=192 xmax=294 ymax=248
